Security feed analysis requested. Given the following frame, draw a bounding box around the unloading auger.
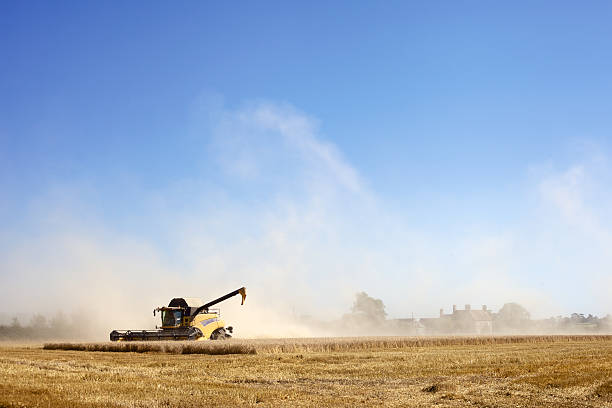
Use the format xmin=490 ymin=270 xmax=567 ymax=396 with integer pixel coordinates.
xmin=109 ymin=287 xmax=246 ymax=341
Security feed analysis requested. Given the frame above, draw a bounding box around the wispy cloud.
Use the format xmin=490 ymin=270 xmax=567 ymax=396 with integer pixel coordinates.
xmin=212 ymin=102 xmax=363 ymax=194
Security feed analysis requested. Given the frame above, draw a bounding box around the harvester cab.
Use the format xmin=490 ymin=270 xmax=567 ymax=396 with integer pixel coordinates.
xmin=156 ymin=307 xmax=186 ymax=328
xmin=110 ymin=287 xmax=246 ymax=342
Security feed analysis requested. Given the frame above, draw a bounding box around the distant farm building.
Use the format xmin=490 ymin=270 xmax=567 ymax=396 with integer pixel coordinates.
xmin=421 ymin=304 xmax=493 ymax=334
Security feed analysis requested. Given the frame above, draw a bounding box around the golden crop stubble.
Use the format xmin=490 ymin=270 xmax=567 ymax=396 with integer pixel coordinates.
xmin=44 ymin=334 xmax=611 ymax=354
xmin=1 ymin=335 xmax=610 ymax=408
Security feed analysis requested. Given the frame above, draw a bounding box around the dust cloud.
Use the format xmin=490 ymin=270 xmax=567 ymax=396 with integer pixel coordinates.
xmin=1 ymin=101 xmax=611 ymax=340
xmin=2 ymin=290 xmax=609 ymax=341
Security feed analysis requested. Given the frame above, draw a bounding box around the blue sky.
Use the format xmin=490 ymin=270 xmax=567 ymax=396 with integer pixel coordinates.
xmin=1 ymin=2 xmax=612 ymax=331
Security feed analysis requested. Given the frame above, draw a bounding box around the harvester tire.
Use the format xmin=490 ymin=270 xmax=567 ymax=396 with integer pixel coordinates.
xmin=187 ymin=327 xmax=203 ymax=341
xmin=210 ymin=328 xmax=227 ymax=340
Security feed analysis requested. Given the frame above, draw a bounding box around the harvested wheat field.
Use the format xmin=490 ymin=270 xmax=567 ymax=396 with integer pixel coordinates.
xmin=1 ymin=335 xmax=611 ymax=407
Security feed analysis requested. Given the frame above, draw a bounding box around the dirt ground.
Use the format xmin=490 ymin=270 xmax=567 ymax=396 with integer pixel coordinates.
xmin=0 ymin=336 xmax=611 ymax=407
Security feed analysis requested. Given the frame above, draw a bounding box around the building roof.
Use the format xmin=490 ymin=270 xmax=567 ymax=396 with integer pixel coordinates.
xmin=467 ymin=310 xmax=492 ymax=321
xmin=450 ymin=309 xmax=493 ymax=321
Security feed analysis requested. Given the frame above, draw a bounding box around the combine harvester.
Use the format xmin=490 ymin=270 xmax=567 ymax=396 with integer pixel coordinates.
xmin=110 ymin=287 xmax=246 ymax=341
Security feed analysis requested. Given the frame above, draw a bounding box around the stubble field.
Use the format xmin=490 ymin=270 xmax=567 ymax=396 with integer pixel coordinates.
xmin=0 ymin=335 xmax=610 ymax=407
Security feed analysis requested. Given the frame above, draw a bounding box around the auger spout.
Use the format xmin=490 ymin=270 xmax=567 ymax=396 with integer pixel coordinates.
xmin=192 ymin=287 xmax=247 ymax=316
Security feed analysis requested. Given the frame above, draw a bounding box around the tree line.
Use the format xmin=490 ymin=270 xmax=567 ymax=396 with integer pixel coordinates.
xmin=0 ymin=312 xmax=96 ymax=340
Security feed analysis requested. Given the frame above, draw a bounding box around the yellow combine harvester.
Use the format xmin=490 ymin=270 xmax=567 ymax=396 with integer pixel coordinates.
xmin=110 ymin=287 xmax=246 ymax=341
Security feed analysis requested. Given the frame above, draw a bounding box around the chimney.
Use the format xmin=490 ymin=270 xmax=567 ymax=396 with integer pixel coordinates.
xmin=439 ymin=308 xmax=443 ymax=317
xmin=465 ymin=304 xmax=471 ymax=311
xmin=452 ymin=304 xmax=457 ymax=313
xmin=482 ymin=305 xmax=487 ymax=312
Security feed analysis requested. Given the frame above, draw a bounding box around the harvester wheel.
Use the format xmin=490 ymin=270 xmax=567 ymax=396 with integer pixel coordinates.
xmin=187 ymin=327 xmax=203 ymax=341
xmin=210 ymin=328 xmax=227 ymax=340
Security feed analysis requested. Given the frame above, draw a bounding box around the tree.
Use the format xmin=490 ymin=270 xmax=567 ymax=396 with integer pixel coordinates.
xmin=496 ymin=303 xmax=530 ymax=331
xmin=497 ymin=303 xmax=530 ymax=322
xmin=351 ymin=292 xmax=387 ymax=322
xmin=341 ymin=292 xmax=388 ymax=332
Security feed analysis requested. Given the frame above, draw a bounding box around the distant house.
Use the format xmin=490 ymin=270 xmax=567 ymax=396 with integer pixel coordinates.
xmin=421 ymin=304 xmax=493 ymax=335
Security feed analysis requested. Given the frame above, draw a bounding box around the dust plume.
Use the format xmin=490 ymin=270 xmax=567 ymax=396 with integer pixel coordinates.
xmin=0 ymin=100 xmax=611 ymax=340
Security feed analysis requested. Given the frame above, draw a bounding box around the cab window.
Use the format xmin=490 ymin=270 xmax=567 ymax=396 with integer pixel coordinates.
xmin=161 ymin=310 xmax=182 ymax=327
